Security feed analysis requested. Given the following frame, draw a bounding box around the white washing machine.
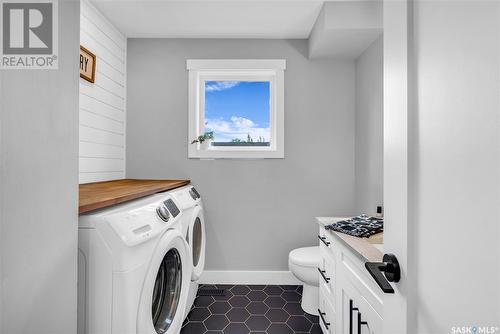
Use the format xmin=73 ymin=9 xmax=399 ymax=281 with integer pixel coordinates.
xmin=169 ymin=186 xmax=206 ymax=317
xmin=78 ymin=192 xmax=192 ymax=334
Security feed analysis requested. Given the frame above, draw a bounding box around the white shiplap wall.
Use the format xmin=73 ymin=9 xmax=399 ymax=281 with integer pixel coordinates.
xmin=79 ymin=0 xmax=126 ymax=183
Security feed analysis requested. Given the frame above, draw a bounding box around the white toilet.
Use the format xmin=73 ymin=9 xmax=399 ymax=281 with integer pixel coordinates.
xmin=288 ymin=246 xmax=320 ymax=316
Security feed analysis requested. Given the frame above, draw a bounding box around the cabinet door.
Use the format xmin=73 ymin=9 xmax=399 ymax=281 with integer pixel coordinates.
xmin=319 ymin=284 xmax=335 ymax=334
xmin=340 ymin=283 xmax=354 ymax=334
xmin=340 ymin=278 xmax=382 ymax=334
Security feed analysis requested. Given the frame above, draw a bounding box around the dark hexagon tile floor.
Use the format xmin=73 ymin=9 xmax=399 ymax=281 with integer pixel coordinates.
xmin=181 ymin=285 xmax=321 ymax=334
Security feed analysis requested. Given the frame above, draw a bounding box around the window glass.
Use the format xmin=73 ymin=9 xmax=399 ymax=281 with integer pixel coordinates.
xmin=204 ymin=81 xmax=271 ymax=147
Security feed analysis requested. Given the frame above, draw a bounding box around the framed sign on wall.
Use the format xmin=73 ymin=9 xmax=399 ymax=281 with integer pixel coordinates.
xmin=80 ymin=46 xmax=96 ymax=83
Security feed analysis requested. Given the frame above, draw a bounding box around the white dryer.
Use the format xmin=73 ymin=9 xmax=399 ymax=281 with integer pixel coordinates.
xmin=78 ymin=193 xmax=192 ymax=334
xmin=169 ymin=186 xmax=206 ymax=317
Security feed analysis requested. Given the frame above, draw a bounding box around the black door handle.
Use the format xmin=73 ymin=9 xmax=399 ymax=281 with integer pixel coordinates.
xmin=365 ymin=253 xmax=400 ymax=294
xmin=317 ymin=268 xmax=331 ymax=283
xmin=318 ymin=235 xmax=330 ymax=246
xmin=318 ymin=309 xmax=330 ymax=329
xmin=358 ymin=311 xmax=368 ymax=333
xmin=349 ymin=299 xmax=358 ymax=334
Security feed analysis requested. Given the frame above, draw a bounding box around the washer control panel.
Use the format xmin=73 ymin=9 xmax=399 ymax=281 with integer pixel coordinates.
xmin=106 ymin=202 xmax=163 ymax=247
xmin=156 ymin=205 xmax=170 ymax=222
xmin=189 ymin=187 xmax=201 ymax=200
xmin=156 ymin=198 xmax=180 ymax=222
xmin=163 ymin=198 xmax=180 ymax=217
xmin=105 ymin=195 xmax=182 ymax=247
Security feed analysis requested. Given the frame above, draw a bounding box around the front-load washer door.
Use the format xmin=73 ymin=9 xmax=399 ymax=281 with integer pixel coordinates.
xmin=137 ymin=230 xmax=192 ymax=334
xmin=186 ymin=205 xmax=206 ymax=281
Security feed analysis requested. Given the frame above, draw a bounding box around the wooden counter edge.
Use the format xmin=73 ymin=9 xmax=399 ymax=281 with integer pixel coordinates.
xmin=79 ymin=179 xmax=191 ymax=214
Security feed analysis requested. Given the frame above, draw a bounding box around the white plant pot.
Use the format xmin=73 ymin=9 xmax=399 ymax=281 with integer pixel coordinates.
xmin=199 ymin=140 xmax=212 ymax=150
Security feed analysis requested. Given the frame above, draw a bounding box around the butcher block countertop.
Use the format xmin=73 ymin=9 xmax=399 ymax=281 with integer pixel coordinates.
xmin=79 ymin=179 xmax=190 ymax=214
xmin=316 ymin=217 xmax=383 ymax=262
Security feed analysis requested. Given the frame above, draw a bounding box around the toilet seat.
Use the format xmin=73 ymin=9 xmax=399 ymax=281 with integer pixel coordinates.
xmin=289 ymin=246 xmax=320 ymax=268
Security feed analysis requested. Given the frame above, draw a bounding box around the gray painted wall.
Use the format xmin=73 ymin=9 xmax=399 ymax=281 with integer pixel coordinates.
xmin=411 ymin=0 xmax=499 ymax=331
xmin=354 ymin=36 xmax=383 ymax=216
xmin=126 ymin=39 xmax=356 ymax=270
xmin=0 ymin=1 xmax=80 ymax=333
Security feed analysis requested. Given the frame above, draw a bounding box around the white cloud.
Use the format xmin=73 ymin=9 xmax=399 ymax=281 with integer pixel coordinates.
xmin=205 ymin=81 xmax=240 ymax=92
xmin=206 ymin=116 xmax=269 ymax=142
xmin=230 ymin=116 xmax=254 ymax=129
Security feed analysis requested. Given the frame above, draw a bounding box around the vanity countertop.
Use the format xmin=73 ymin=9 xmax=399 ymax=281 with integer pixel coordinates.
xmin=79 ymin=179 xmax=190 ymax=214
xmin=316 ymin=217 xmax=383 ymax=263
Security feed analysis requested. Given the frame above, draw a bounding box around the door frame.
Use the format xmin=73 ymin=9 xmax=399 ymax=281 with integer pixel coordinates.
xmin=383 ymin=0 xmax=413 ymax=332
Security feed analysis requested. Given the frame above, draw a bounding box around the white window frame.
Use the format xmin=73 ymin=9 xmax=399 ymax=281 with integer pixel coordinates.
xmin=187 ymin=59 xmax=286 ymax=159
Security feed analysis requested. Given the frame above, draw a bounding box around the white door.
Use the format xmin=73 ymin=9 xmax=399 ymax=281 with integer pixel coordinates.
xmin=382 ymin=0 xmax=410 ymax=332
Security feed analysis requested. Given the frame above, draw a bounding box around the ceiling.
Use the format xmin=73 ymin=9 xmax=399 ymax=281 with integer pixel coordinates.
xmin=90 ymin=0 xmax=325 ymax=38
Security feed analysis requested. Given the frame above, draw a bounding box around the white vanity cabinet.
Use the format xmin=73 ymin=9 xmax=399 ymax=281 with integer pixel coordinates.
xmin=317 ymin=218 xmax=384 ymax=334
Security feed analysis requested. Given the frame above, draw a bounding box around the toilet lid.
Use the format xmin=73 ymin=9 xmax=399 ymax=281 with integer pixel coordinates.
xmin=289 ymin=246 xmax=320 ymax=267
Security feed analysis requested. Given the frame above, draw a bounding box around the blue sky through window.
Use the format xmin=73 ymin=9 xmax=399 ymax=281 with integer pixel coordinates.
xmin=204 ymin=81 xmax=270 ymax=143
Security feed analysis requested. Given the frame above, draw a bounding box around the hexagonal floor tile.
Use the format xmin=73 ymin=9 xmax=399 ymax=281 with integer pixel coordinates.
xmin=195 ymin=296 xmax=215 ymax=307
xmin=281 ymin=291 xmax=302 ymax=303
xmin=283 ymin=302 xmax=304 ymax=316
xmin=247 ymin=285 xmax=266 ymax=290
xmin=226 ymin=308 xmax=251 ymax=322
xmin=247 ymin=290 xmax=266 ymax=302
xmin=184 ymin=285 xmax=314 ymax=334
xmin=266 ymin=323 xmax=293 ymax=334
xmin=223 ymin=323 xmax=250 ymax=334
xmin=286 ymin=315 xmax=312 ymax=332
xmin=230 ymin=285 xmax=251 ymax=295
xmin=265 ymin=308 xmax=289 ymax=323
xmin=228 ymin=295 xmax=251 ymax=308
xmin=204 ymin=315 xmax=229 ymax=331
xmin=310 ymin=323 xmax=322 ymax=334
xmin=214 ymin=290 xmax=234 ymax=301
xmin=188 ymin=307 xmax=211 ymax=322
xmin=246 ymin=301 xmax=269 ymax=315
xmin=245 ymin=315 xmax=271 ymax=331
xmin=264 ymin=296 xmax=286 ymax=308
xmin=209 ymin=301 xmax=231 ymax=314
xmin=263 ymin=286 xmax=283 ymax=296
xmin=304 ymin=312 xmax=319 ymax=323
xmin=181 ymin=322 xmax=207 ymax=334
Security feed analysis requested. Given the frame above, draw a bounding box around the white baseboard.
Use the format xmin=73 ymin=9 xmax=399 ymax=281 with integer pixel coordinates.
xmin=198 ymin=271 xmax=301 ymax=285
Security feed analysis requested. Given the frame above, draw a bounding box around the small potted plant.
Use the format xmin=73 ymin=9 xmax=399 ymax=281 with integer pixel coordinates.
xmin=191 ymin=131 xmax=214 ymax=150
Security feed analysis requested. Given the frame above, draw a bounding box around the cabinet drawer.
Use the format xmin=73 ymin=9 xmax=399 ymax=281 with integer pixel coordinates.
xmin=319 ymin=286 xmax=335 ymax=334
xmin=318 ymin=226 xmax=334 ymax=253
xmin=319 ymin=248 xmax=335 ymax=300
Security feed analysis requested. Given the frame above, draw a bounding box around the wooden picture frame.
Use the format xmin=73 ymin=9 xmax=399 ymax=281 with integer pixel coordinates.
xmin=80 ymin=45 xmax=96 ymax=83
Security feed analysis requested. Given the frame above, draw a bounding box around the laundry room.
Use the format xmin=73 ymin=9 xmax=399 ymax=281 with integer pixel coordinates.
xmin=1 ymin=1 xmax=499 ymax=334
